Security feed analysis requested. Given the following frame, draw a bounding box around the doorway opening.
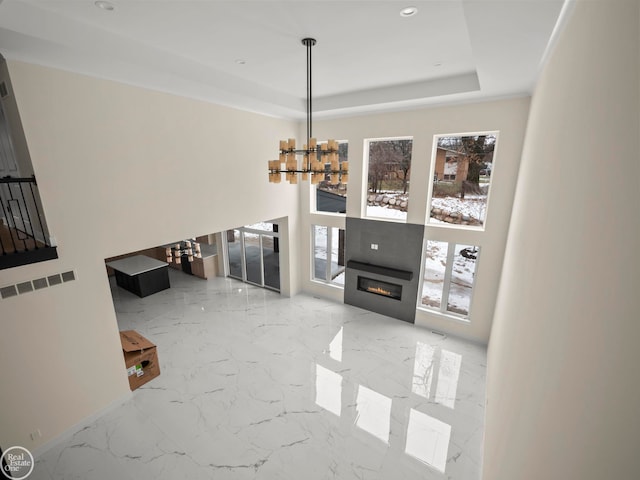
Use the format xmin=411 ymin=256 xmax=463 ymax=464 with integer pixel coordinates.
xmin=225 ymin=221 xmax=280 ymax=292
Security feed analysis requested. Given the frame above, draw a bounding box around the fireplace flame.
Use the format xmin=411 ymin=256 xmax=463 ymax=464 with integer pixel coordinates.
xmin=367 ymin=286 xmax=392 ymax=296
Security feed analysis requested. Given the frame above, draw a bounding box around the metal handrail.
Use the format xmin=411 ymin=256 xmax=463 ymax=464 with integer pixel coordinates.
xmin=0 ymin=175 xmax=37 ymax=184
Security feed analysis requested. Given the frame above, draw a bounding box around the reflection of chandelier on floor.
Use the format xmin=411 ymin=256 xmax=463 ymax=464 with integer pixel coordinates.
xmin=268 ymin=38 xmax=348 ymax=185
xmin=166 ymin=239 xmax=201 ymax=264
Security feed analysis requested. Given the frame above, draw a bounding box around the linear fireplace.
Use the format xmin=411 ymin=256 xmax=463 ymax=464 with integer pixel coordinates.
xmin=344 ymin=218 xmax=424 ymax=323
xmin=357 ymin=276 xmax=402 ymax=301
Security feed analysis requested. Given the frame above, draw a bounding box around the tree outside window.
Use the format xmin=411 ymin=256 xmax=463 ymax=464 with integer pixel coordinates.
xmin=429 ymin=134 xmax=497 ymax=228
xmin=365 ymin=138 xmax=413 ymax=221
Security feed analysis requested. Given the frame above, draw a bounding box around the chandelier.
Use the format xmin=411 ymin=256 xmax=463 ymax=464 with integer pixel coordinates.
xmin=165 ymin=239 xmax=201 ymax=264
xmin=268 ymin=38 xmax=348 ymax=185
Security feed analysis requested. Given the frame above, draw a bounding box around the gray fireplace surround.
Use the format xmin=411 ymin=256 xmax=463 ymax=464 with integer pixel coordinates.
xmin=344 ymin=217 xmax=425 ymax=323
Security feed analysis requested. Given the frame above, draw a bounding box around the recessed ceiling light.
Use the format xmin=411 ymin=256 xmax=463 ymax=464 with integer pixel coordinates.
xmin=400 ymin=6 xmax=418 ymax=17
xmin=95 ymin=1 xmax=115 ymax=11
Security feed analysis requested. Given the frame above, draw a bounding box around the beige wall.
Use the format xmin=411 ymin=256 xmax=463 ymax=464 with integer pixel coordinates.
xmin=0 ymin=61 xmax=299 ymax=451
xmin=299 ymin=97 xmax=531 ymax=343
xmin=484 ymin=1 xmax=640 ymax=478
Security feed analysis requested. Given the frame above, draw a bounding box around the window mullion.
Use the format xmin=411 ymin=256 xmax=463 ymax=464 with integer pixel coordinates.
xmin=259 ymin=234 xmax=265 ymax=287
xmin=441 ymin=242 xmax=455 ymax=314
xmin=326 ymin=227 xmax=333 ymax=282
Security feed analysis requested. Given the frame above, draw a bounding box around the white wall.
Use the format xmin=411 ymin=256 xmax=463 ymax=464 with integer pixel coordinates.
xmin=300 ymin=97 xmax=531 ymax=343
xmin=0 ymin=61 xmax=299 ymax=451
xmin=484 ymin=1 xmax=640 ymax=478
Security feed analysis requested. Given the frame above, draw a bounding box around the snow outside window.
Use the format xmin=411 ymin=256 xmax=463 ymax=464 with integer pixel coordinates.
xmin=312 ymin=225 xmax=345 ymax=286
xmin=420 ymin=241 xmax=480 ymax=319
xmin=428 ymin=134 xmax=497 ymax=229
xmin=364 ymin=138 xmax=412 ymax=222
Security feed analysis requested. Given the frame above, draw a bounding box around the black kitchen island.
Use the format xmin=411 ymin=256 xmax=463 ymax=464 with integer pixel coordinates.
xmin=106 ymin=255 xmax=170 ymax=297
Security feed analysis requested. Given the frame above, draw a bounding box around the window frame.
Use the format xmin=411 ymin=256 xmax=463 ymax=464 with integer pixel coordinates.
xmin=311 ymin=140 xmax=349 ymax=215
xmin=311 ymin=224 xmax=346 ymax=288
xmin=362 ymin=136 xmax=413 ymax=223
xmin=417 ymin=239 xmax=482 ymax=322
xmin=426 ymin=131 xmax=499 ymax=231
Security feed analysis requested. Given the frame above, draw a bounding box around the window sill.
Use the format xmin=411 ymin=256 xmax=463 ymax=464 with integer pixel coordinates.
xmin=416 ymin=306 xmax=471 ymax=325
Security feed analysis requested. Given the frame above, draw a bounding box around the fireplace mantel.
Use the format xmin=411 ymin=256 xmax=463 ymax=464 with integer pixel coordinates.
xmin=346 ymin=260 xmax=413 ymax=281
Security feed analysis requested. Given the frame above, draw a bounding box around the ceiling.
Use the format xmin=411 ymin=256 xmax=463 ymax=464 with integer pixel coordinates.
xmin=0 ymin=0 xmax=567 ymax=120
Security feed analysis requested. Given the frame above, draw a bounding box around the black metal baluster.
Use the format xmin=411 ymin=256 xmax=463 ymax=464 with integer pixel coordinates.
xmin=0 ymin=182 xmax=18 ymax=254
xmin=18 ymin=181 xmax=37 ymax=250
xmin=28 ymin=176 xmax=47 ymax=249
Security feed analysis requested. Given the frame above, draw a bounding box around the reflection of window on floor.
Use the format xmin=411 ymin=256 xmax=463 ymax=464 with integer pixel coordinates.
xmin=312 ymin=225 xmax=345 ymax=286
xmin=429 ymin=134 xmax=497 ymax=228
xmin=329 ymin=327 xmax=343 ymax=362
xmin=355 ymin=385 xmax=392 ymax=444
xmin=315 ymin=364 xmax=342 ymax=416
xmin=412 ymin=342 xmax=462 ymax=409
xmin=318 ymin=331 xmax=454 ymax=471
xmin=405 ymin=408 xmax=451 ymax=473
xmin=420 ymin=241 xmax=480 ymax=319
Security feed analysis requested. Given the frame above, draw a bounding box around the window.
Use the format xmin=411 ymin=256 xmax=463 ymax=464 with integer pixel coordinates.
xmin=428 ymin=134 xmax=497 ymax=228
xmin=420 ymin=241 xmax=480 ymax=319
xmin=312 ymin=225 xmax=345 ymax=286
xmin=314 ymin=141 xmax=348 ymax=214
xmin=365 ymin=137 xmax=412 ymax=221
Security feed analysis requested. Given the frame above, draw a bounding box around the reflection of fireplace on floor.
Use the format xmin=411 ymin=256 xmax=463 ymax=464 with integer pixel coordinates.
xmin=357 ymin=276 xmax=402 ymax=300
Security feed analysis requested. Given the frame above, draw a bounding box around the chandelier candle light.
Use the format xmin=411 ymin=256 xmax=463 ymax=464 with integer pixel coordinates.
xmin=268 ymin=38 xmax=348 ymax=185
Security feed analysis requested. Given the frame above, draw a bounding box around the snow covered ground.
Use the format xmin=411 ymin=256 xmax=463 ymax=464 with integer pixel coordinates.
xmin=422 ymin=241 xmax=478 ymax=317
xmin=366 ymin=205 xmax=407 ymax=220
xmin=430 ymin=196 xmax=487 ymax=224
xmin=365 ymin=194 xmax=488 ymax=224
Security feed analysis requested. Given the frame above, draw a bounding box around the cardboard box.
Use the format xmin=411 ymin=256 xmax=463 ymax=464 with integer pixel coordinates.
xmin=119 ymin=330 xmax=160 ymax=391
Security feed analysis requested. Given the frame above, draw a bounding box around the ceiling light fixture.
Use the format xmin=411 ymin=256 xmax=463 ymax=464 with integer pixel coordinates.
xmin=94 ymin=1 xmax=115 ymax=11
xmin=400 ymin=6 xmax=418 ymax=17
xmin=165 ymin=239 xmax=201 ymax=264
xmin=268 ymin=38 xmax=348 ymax=185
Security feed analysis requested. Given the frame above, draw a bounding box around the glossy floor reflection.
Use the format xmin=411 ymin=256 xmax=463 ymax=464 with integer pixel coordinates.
xmin=33 ymin=269 xmax=487 ymax=479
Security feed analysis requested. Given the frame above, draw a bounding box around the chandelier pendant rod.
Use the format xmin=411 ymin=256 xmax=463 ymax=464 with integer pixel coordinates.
xmin=303 ymin=37 xmax=316 ymax=172
xmin=307 ymin=38 xmax=312 ymax=142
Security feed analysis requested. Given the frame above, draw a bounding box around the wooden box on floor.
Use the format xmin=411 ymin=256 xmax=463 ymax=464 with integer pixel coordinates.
xmin=119 ymin=330 xmax=160 ymax=390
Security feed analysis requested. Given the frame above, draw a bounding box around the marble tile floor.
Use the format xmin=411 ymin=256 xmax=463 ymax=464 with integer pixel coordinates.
xmin=33 ymin=269 xmax=487 ymax=479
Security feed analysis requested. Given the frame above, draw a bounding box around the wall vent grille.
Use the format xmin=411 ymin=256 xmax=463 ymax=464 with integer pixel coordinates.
xmin=1 ymin=270 xmax=76 ymax=299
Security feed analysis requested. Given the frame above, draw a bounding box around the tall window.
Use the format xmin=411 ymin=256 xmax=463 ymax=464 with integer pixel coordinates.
xmin=365 ymin=137 xmax=412 ymax=221
xmin=428 ymin=134 xmax=497 ymax=228
xmin=312 ymin=225 xmax=345 ymax=286
xmin=420 ymin=241 xmax=480 ymax=319
xmin=315 ymin=141 xmax=348 ymax=214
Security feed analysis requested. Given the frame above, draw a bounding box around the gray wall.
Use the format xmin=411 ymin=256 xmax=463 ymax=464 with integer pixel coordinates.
xmin=344 ymin=217 xmax=424 ymax=323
